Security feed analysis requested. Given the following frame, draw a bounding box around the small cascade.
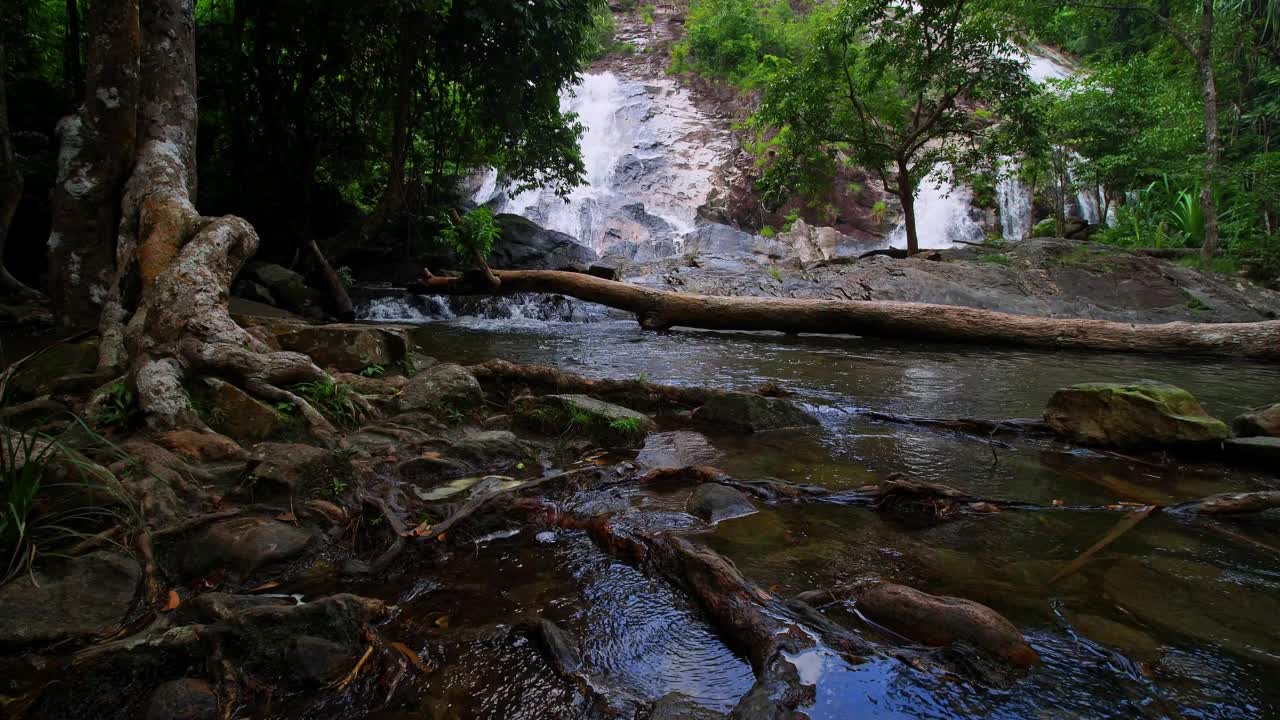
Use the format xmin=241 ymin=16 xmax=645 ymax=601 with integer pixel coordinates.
xmin=997 ymin=169 xmax=1033 ymax=241
xmin=356 ymin=295 xmax=454 ymax=322
xmin=889 ymin=167 xmax=986 ymax=249
xmin=356 ymin=292 xmax=608 ymax=324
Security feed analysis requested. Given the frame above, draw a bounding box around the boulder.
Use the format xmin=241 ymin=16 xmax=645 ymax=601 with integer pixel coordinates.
xmin=693 ymin=392 xmax=818 ymax=433
xmin=493 ymin=214 xmax=599 ymax=269
xmin=245 ymin=442 xmax=340 ymax=498
xmin=240 ymin=261 xmax=323 ymax=314
xmin=1044 ymin=381 xmax=1230 ymax=449
xmin=681 ymin=223 xmax=786 ymax=262
xmin=1232 ymin=402 xmax=1280 ymax=438
xmin=197 ymin=379 xmax=285 ymax=445
xmin=398 ymin=363 xmax=484 ymax=412
xmin=9 ymin=339 xmax=99 ymax=399
xmin=777 ymin=219 xmax=873 ymax=263
xmin=177 ymin=516 xmax=314 ymax=580
xmin=686 ymin=483 xmax=756 ymax=523
xmin=636 ymin=431 xmax=721 ymax=470
xmin=518 ymin=394 xmax=656 ymax=447
xmin=0 ymin=551 xmax=140 ymax=649
xmin=290 ymin=636 xmax=356 ymax=684
xmin=145 ymin=678 xmax=219 ymax=720
xmin=271 ymin=323 xmax=408 ymax=373
xmin=1224 ymin=436 xmax=1280 ymax=463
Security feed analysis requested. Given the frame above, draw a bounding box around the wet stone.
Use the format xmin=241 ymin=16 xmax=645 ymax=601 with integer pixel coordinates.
xmin=291 ymin=636 xmax=356 ymax=684
xmin=636 ymin=431 xmax=721 ymax=469
xmin=647 ymin=692 xmax=726 ymax=720
xmin=398 ymin=363 xmax=484 ymax=412
xmin=1044 ymin=380 xmax=1230 ymax=449
xmin=687 ymin=483 xmax=756 ymax=523
xmin=1224 ymin=436 xmax=1280 ymax=463
xmin=178 ymin=516 xmax=314 ymax=580
xmin=1232 ymin=402 xmax=1280 ymax=438
xmin=0 ymin=551 xmax=140 ymax=649
xmin=693 ymin=392 xmax=818 ymax=433
xmin=145 ymin=678 xmax=219 ymax=720
xmin=245 ymin=442 xmax=339 ymax=498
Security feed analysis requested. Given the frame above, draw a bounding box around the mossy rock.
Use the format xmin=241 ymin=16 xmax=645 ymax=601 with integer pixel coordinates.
xmin=516 ymin=394 xmax=656 ymax=447
xmin=9 ymin=340 xmax=100 ymax=399
xmin=1044 ymin=380 xmax=1230 ymax=449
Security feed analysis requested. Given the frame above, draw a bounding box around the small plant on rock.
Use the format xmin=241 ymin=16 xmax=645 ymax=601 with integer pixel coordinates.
xmin=358 ymin=364 xmax=386 ymax=378
xmin=293 ymin=381 xmax=363 ymax=427
xmin=95 ymin=382 xmax=139 ymax=430
xmin=767 ymin=265 xmax=783 ymax=282
xmin=608 ymin=417 xmax=644 ymax=436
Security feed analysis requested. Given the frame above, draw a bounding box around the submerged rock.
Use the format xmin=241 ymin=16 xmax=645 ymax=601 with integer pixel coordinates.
xmin=0 ymin=551 xmax=140 ymax=649
xmin=145 ymin=678 xmax=219 ymax=720
xmin=636 ymin=431 xmax=721 ymax=469
xmin=687 ymin=483 xmax=756 ymax=523
xmin=693 ymin=392 xmax=818 ymax=433
xmin=177 ymin=516 xmax=314 ymax=580
xmin=398 ymin=363 xmax=484 ymax=412
xmin=855 ymin=583 xmax=1039 ymax=667
xmin=1044 ymin=381 xmax=1230 ymax=449
xmin=1232 ymin=402 xmax=1280 ymax=438
xmin=647 ymin=692 xmax=725 ymax=720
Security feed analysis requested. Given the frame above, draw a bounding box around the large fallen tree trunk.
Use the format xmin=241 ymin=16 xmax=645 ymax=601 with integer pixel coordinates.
xmin=423 ymin=270 xmax=1280 ymax=358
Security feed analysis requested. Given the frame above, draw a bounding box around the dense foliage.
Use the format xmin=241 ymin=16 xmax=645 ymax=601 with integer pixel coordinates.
xmin=2 ymin=0 xmax=605 ymax=277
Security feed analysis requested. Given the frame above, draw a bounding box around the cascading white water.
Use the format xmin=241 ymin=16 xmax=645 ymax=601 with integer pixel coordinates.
xmin=888 ymin=166 xmax=986 ymax=248
xmin=480 ymin=71 xmax=729 ymax=257
xmin=997 ymin=160 xmax=1033 ymax=240
xmin=504 ymin=73 xmax=632 ymax=247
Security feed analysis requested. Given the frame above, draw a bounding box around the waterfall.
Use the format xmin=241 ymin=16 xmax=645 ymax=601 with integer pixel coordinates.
xmin=479 ymin=71 xmax=729 ymax=258
xmin=889 ymin=167 xmax=986 ymax=248
xmin=997 ymin=157 xmax=1033 ymax=240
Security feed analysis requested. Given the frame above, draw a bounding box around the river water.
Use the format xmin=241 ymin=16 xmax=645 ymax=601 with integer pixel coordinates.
xmin=362 ymin=308 xmax=1280 ymax=719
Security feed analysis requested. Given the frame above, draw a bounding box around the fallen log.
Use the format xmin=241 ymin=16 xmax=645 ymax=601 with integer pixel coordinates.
xmin=423 ymin=269 xmax=1280 ymax=358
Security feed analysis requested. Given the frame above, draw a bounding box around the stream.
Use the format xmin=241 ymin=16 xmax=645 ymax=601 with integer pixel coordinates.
xmin=352 ymin=309 xmax=1280 ymax=719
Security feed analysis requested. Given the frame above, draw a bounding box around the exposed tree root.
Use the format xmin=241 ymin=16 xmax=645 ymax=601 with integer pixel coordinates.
xmin=425 ymin=269 xmax=1280 ymax=358
xmin=469 ymin=359 xmax=723 ymax=411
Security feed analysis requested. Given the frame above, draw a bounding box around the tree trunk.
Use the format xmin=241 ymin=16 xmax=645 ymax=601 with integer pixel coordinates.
xmin=896 ymin=158 xmax=920 ymax=255
xmin=63 ymin=0 xmax=84 ymax=109
xmin=423 ymin=269 xmax=1280 ymax=358
xmin=47 ymin=0 xmax=141 ymax=329
xmin=0 ymin=34 xmax=40 ymax=299
xmin=61 ymin=0 xmax=357 ymax=437
xmin=1197 ymin=0 xmax=1221 ymax=261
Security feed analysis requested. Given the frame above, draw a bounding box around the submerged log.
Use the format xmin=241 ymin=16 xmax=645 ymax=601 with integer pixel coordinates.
xmin=424 ymin=269 xmax=1280 ymax=358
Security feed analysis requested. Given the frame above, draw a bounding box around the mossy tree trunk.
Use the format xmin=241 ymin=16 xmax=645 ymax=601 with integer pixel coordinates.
xmin=50 ymin=0 xmax=349 ymax=437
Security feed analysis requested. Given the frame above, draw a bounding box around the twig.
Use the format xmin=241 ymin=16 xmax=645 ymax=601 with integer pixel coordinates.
xmin=1047 ymin=506 xmax=1155 ymax=586
xmin=332 ymin=645 xmax=374 ymax=691
xmin=408 ymin=466 xmax=599 ymax=540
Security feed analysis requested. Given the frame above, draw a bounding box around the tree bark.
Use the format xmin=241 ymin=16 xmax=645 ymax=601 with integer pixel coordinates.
xmin=896 ymin=157 xmax=920 ymax=255
xmin=423 ymin=269 xmax=1280 ymax=358
xmin=1197 ymin=0 xmax=1221 ymax=261
xmin=76 ymin=0 xmax=356 ymax=437
xmin=47 ymin=0 xmax=141 ymax=329
xmin=63 ymin=0 xmax=84 ymax=109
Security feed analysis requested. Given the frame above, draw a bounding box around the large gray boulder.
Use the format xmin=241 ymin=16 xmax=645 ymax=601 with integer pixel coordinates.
xmin=0 ymin=551 xmax=140 ymax=648
xmin=398 ymin=363 xmax=484 ymax=412
xmin=682 ymin=223 xmax=786 ymax=262
xmin=694 ymin=392 xmax=818 ymax=433
xmin=493 ymin=214 xmax=598 ymax=269
xmin=1044 ymin=381 xmax=1230 ymax=449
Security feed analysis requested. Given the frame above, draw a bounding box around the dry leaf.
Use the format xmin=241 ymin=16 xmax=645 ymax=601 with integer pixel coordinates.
xmin=276 ymin=511 xmax=297 ymax=523
xmin=434 ymin=615 xmax=450 ymax=629
xmin=435 ymin=532 xmax=447 ymax=543
xmin=163 ymin=590 xmax=181 ymax=611
xmin=246 ymin=580 xmax=281 ymax=593
xmin=1052 ymin=498 xmax=1065 ymax=507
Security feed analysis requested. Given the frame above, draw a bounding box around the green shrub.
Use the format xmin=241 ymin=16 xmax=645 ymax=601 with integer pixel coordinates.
xmin=438 ymin=207 xmax=502 ymax=262
xmin=292 ymin=381 xmax=364 ymax=427
xmin=640 ymin=4 xmax=655 ymax=24
xmin=670 ymin=0 xmax=811 ymax=88
xmin=759 ymin=225 xmax=776 ymax=237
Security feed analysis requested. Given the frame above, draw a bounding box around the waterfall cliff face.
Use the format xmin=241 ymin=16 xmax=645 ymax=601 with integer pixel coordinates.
xmin=474 ymin=72 xmax=731 ymax=258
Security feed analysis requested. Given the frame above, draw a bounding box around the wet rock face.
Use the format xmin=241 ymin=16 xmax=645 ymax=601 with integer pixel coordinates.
xmin=647 ymin=692 xmax=726 ymax=720
xmin=177 ymin=516 xmax=314 ymax=581
xmin=398 ymin=363 xmax=484 ymax=413
xmin=145 ymin=678 xmax=219 ymax=720
xmin=492 ymin=214 xmax=599 ymax=269
xmin=269 ymin=323 xmax=409 ymax=373
xmin=1044 ymin=381 xmax=1230 ymax=449
xmin=1232 ymin=402 xmax=1280 ymax=438
xmin=693 ymin=392 xmax=818 ymax=434
xmin=682 ymin=223 xmax=785 ymax=262
xmin=0 ymin=551 xmax=139 ymax=649
xmin=687 ymin=483 xmax=756 ymax=523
